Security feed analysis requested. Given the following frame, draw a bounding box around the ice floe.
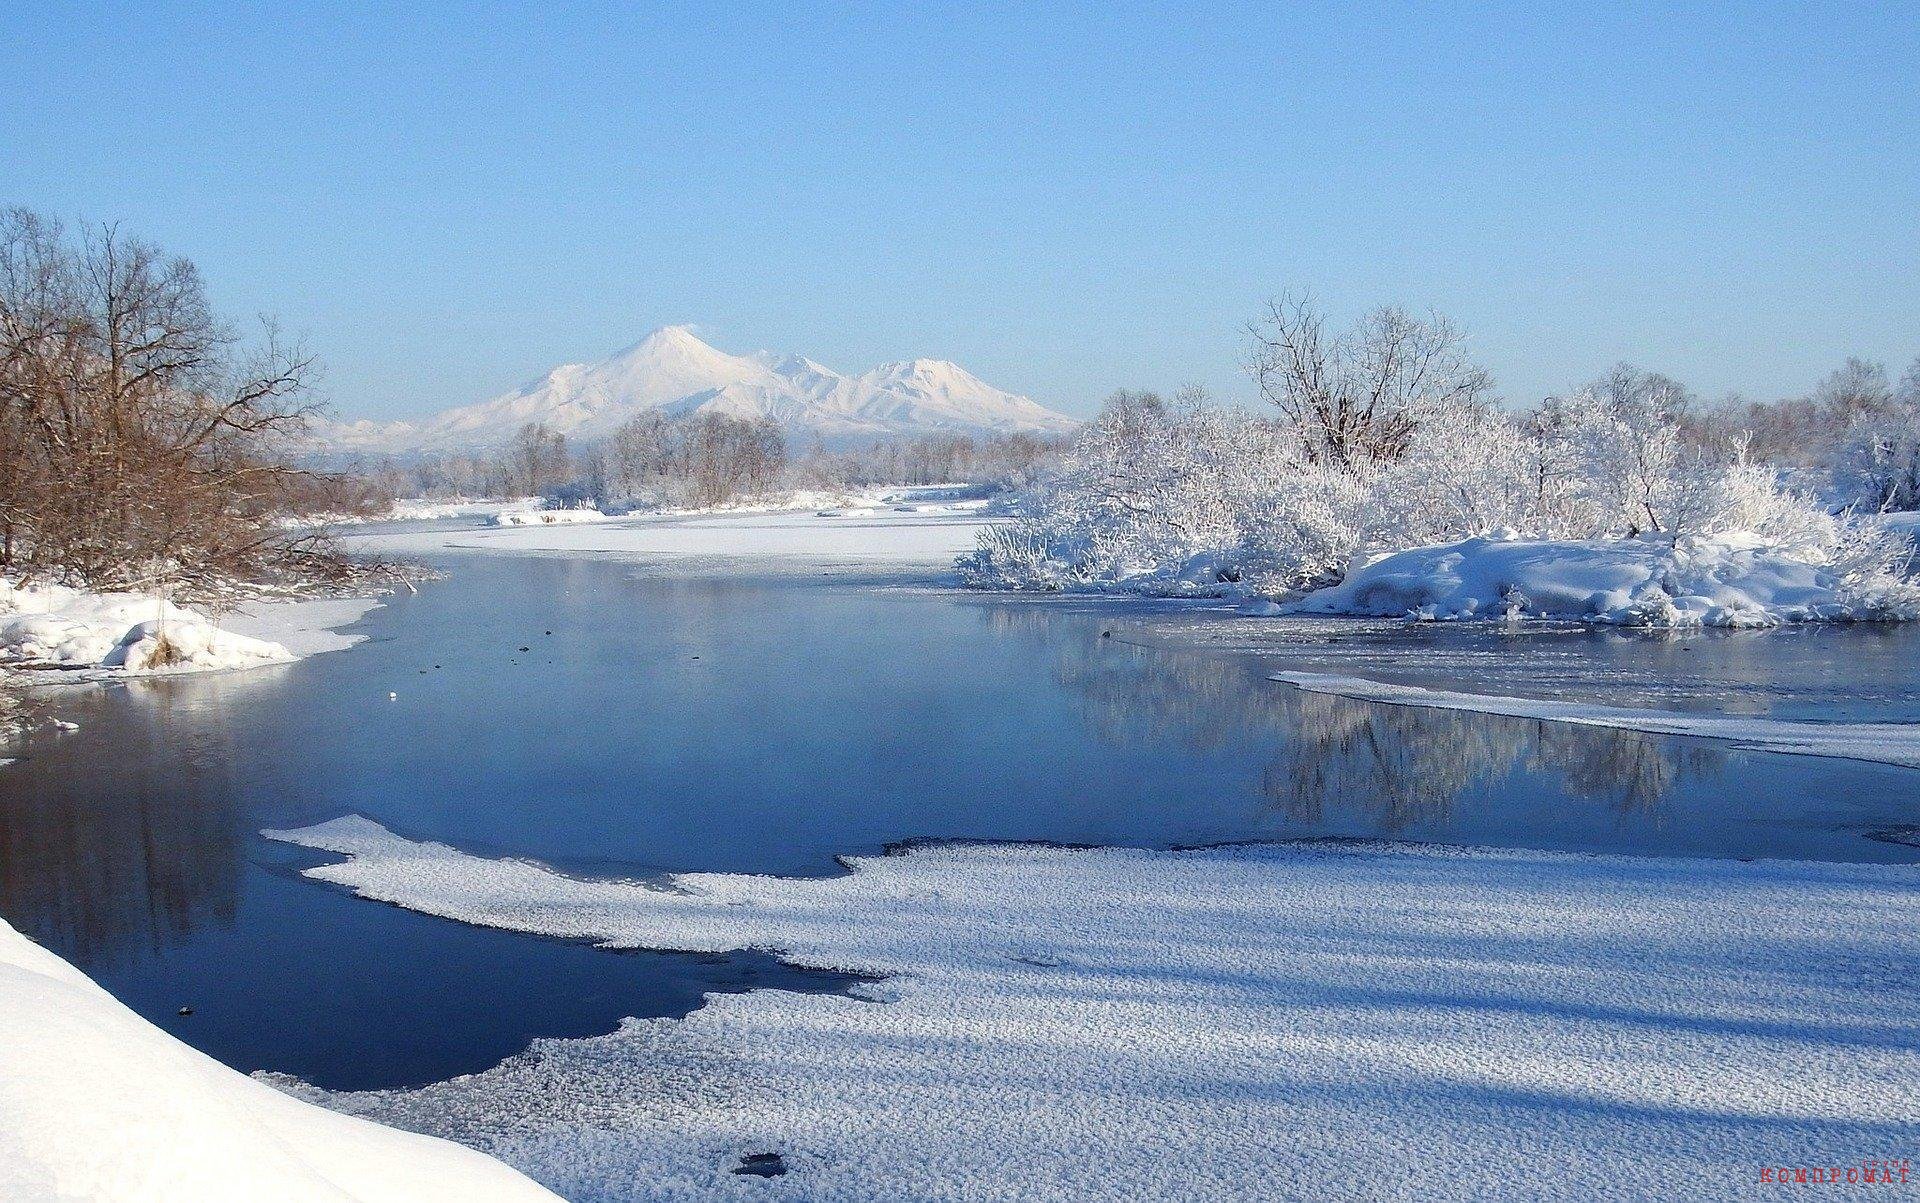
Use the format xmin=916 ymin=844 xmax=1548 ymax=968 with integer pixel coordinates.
xmin=265 ymin=816 xmax=1920 ymax=1202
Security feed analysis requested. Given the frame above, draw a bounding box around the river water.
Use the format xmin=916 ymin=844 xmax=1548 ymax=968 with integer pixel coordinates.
xmin=2 ymin=549 xmax=1916 ymax=1089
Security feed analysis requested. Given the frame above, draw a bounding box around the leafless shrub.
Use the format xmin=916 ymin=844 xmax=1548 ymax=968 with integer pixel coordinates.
xmin=0 ymin=207 xmax=358 ymax=589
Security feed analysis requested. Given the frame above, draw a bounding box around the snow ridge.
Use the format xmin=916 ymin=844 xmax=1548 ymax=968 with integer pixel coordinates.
xmin=314 ymin=327 xmax=1077 ymax=454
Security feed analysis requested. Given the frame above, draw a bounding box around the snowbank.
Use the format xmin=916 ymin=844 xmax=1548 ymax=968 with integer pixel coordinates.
xmin=0 ymin=918 xmax=558 ymax=1202
xmin=1289 ymin=530 xmax=1918 ymax=627
xmin=268 ymin=817 xmax=1920 ymax=1202
xmin=284 ymin=498 xmax=548 ymax=527
xmin=390 ymin=497 xmax=544 ymax=522
xmin=490 ymin=507 xmax=609 ymax=527
xmin=0 ymin=581 xmax=293 ymax=673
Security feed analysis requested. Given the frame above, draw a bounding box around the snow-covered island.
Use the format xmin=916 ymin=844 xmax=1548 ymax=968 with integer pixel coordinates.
xmin=961 ymin=319 xmax=1920 ymax=632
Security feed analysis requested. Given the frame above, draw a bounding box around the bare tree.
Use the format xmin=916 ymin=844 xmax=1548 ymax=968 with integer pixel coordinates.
xmin=1 ymin=208 xmax=320 ymax=587
xmin=503 ymin=422 xmax=570 ymax=496
xmin=1246 ymin=295 xmax=1494 ymax=469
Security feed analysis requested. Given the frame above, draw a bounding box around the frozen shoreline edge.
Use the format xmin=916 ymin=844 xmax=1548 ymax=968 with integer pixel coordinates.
xmin=1273 ymin=669 xmax=1920 ymax=770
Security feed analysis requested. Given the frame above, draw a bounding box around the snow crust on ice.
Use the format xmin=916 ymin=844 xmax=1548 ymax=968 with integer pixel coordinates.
xmin=0 ymin=580 xmax=293 ymax=673
xmin=0 ymin=917 xmax=559 ymax=1203
xmin=1273 ymin=671 xmax=1920 ymax=770
xmin=1289 ymin=530 xmax=1911 ymax=626
xmin=345 ymin=488 xmax=993 ymax=573
xmin=266 ymin=816 xmax=1920 ymax=1202
xmin=221 ymin=595 xmax=385 ymax=659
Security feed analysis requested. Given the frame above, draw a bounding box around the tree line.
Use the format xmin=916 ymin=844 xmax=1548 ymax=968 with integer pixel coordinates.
xmin=964 ymin=295 xmax=1918 ymax=603
xmin=357 ymin=418 xmax=1058 ymax=512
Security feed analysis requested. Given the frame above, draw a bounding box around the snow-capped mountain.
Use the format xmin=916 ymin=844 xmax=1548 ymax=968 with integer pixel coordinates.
xmin=315 ymin=327 xmax=1077 ymax=455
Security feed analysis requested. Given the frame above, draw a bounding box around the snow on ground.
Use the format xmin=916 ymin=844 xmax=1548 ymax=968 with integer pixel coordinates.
xmin=222 ymin=595 xmax=386 ymax=659
xmin=0 ymin=580 xmax=293 ymax=673
xmin=266 ymin=816 xmax=1920 ymax=1203
xmin=1274 ymin=671 xmax=1920 ymax=771
xmin=0 ymin=581 xmax=383 ymax=676
xmin=392 ymin=497 xmax=544 ymax=522
xmin=1288 ymin=530 xmax=1915 ymax=627
xmin=0 ymin=917 xmax=559 ymax=1203
xmin=281 ymin=498 xmax=548 ymax=528
xmin=344 ymin=487 xmax=994 ymax=574
xmin=491 ymin=508 xmax=610 ymax=527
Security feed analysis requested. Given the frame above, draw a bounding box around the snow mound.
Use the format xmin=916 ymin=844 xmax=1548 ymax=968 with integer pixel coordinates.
xmin=1290 ymin=531 xmax=1918 ymax=626
xmin=0 ymin=581 xmax=293 ymax=673
xmin=490 ymin=508 xmax=609 ymax=527
xmin=0 ymin=918 xmax=558 ymax=1202
xmin=265 ymin=817 xmax=1920 ymax=1202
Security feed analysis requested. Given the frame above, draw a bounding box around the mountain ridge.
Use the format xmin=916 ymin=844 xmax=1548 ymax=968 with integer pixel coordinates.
xmin=313 ymin=327 xmax=1077 ymax=455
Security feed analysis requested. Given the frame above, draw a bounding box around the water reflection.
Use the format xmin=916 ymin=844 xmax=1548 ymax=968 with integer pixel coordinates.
xmin=983 ymin=603 xmax=1726 ymax=835
xmin=0 ymin=567 xmax=1913 ymax=1090
xmin=0 ymin=675 xmax=257 ymax=969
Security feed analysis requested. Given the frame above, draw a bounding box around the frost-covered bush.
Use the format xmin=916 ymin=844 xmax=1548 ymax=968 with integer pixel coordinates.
xmin=960 ymin=390 xmax=1319 ymax=594
xmin=962 ymin=335 xmax=1919 ymax=622
xmin=1834 ymin=367 xmax=1920 ymax=513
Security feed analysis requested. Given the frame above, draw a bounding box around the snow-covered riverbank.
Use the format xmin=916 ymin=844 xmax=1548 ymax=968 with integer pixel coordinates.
xmin=1287 ymin=530 xmax=1919 ymax=627
xmin=9 ymin=496 xmax=1920 ymax=1202
xmin=267 ymin=816 xmax=1920 ymax=1202
xmin=344 ymin=486 xmax=994 ymax=574
xmin=0 ymin=582 xmax=384 ymax=677
xmin=0 ymin=917 xmax=557 ymax=1202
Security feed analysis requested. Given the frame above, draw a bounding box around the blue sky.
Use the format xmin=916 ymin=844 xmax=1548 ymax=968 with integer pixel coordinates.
xmin=4 ymin=2 xmax=1915 ymax=421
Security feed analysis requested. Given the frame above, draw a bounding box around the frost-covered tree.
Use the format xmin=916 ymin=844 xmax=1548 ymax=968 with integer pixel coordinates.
xmin=1560 ymin=366 xmax=1720 ymax=538
xmin=1246 ymin=296 xmax=1494 ymax=469
xmin=1834 ymin=357 xmax=1920 ymax=512
xmin=963 ymin=315 xmax=1916 ymax=618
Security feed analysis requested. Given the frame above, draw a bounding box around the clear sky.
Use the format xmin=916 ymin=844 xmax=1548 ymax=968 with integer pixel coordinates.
xmin=4 ymin=2 xmax=1915 ymax=421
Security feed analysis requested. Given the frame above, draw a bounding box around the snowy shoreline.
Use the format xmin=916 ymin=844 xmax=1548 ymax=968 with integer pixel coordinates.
xmin=9 ymin=503 xmax=1919 ymax=1201
xmin=0 ymin=916 xmax=558 ymax=1202
xmin=262 ymin=815 xmax=1920 ymax=1203
xmin=1 ymin=584 xmax=386 ymax=679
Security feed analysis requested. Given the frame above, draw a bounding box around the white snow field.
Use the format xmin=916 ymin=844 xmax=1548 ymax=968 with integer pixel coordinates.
xmin=345 ymin=487 xmax=992 ymax=573
xmin=491 ymin=507 xmax=611 ymax=527
xmin=297 ymin=497 xmax=549 ymax=526
xmin=1273 ymin=671 xmax=1920 ymax=771
xmin=1288 ymin=530 xmax=1916 ymax=627
xmin=0 ymin=580 xmax=382 ymax=675
xmin=267 ymin=816 xmax=1920 ymax=1203
xmin=0 ymin=918 xmax=559 ymax=1203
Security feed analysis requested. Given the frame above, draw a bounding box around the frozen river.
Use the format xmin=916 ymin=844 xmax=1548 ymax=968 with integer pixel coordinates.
xmin=2 ymin=527 xmax=1917 ymax=1091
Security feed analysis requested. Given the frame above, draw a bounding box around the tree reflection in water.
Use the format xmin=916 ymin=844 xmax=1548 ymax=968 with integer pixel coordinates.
xmin=0 ymin=670 xmax=266 ymax=971
xmin=979 ymin=602 xmax=1725 ymax=835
